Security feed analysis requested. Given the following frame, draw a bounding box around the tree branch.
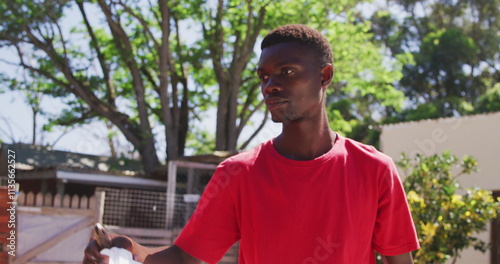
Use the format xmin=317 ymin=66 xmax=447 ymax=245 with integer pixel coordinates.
xmin=140 ymin=64 xmax=159 ymax=90
xmin=237 ymin=97 xmax=265 ymax=139
xmin=238 ymin=82 xmax=260 ymax=124
xmin=158 ymin=0 xmax=179 ymax=160
xmin=242 ymin=6 xmax=266 ymax=65
xmin=50 ymin=110 xmax=97 ymax=126
xmin=50 ymin=127 xmax=71 ymax=148
xmin=239 ymin=108 xmax=268 ymax=150
xmin=18 ymin=61 xmax=70 ymax=88
xmin=148 ymin=0 xmax=162 ymax=26
xmin=202 ymin=0 xmax=227 ymax=84
xmin=117 ymin=0 xmax=160 ymax=50
xmin=96 ymin=0 xmax=155 ymax=145
xmin=77 ymin=0 xmax=116 ymax=108
xmin=22 ymin=26 xmax=145 ymax=148
xmin=0 ymin=117 xmax=17 ymax=143
xmin=232 ymin=0 xmax=254 ymax=70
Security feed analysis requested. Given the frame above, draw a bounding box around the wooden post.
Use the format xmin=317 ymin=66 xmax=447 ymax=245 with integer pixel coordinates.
xmin=53 ymin=194 xmax=62 ymax=208
xmin=95 ymin=191 xmax=106 ymax=223
xmin=17 ymin=191 xmax=25 ymax=206
xmin=71 ymin=194 xmax=80 ymax=209
xmin=186 ymin=167 xmax=194 ymax=194
xmin=166 ymin=161 xmax=177 ymax=229
xmin=43 ymin=193 xmax=53 ymax=207
xmin=35 ymin=193 xmax=43 ymax=207
xmin=26 ymin=192 xmax=35 ymax=206
xmin=56 ymin=179 xmax=65 ymax=198
xmin=62 ymin=194 xmax=71 ymax=208
xmin=80 ymin=195 xmax=88 ymax=209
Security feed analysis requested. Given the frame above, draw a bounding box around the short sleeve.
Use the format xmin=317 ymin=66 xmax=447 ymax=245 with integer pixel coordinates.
xmin=372 ymin=160 xmax=420 ymax=256
xmin=174 ymin=165 xmax=240 ymax=264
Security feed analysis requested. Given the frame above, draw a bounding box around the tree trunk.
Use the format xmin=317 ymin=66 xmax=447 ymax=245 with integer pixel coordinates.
xmin=177 ymin=78 xmax=190 ymax=157
xmin=210 ymin=2 xmax=266 ymax=151
xmin=137 ymin=137 xmax=160 ymax=176
xmin=216 ymin=81 xmax=230 ymax=151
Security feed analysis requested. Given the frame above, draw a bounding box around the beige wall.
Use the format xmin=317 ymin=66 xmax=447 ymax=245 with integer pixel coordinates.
xmin=380 ymin=112 xmax=500 ymax=264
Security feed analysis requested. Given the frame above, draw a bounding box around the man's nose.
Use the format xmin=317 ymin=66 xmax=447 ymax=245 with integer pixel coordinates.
xmin=262 ymin=76 xmax=282 ymax=94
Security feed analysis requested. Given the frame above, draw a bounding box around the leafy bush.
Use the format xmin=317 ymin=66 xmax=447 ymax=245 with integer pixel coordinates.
xmin=397 ymin=152 xmax=499 ymax=264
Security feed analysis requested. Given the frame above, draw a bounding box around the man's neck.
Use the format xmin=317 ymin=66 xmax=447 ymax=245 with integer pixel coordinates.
xmin=273 ymin=119 xmax=336 ymax=161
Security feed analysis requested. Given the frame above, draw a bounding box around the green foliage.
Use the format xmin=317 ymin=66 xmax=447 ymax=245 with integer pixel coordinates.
xmin=384 ymin=96 xmax=475 ymax=124
xmin=401 ymin=103 xmax=441 ymax=121
xmin=475 ymin=84 xmax=500 ymax=113
xmin=397 ymin=152 xmax=500 ymax=264
xmin=185 ymin=126 xmax=216 ymax=155
xmin=324 ymin=14 xmax=406 ymax=144
xmin=0 ymin=0 xmax=406 ymax=164
xmin=401 ymin=28 xmax=480 ymax=114
xmin=370 ymin=0 xmax=500 ymax=119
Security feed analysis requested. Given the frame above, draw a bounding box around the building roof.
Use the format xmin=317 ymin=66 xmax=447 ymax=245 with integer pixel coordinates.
xmin=381 ymin=111 xmax=500 ymax=131
xmin=0 ymin=143 xmax=143 ymax=176
xmin=1 ymin=143 xmax=238 ymax=183
xmin=178 ymin=150 xmax=238 ymax=164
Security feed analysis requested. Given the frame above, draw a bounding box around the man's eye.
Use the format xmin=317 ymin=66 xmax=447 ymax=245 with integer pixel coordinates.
xmin=259 ymin=75 xmax=269 ymax=81
xmin=282 ymin=68 xmax=294 ymax=75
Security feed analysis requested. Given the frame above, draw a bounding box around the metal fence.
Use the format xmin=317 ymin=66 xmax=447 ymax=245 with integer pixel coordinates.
xmin=98 ymin=163 xmax=216 ymax=229
xmin=97 ymin=187 xmax=202 ymax=229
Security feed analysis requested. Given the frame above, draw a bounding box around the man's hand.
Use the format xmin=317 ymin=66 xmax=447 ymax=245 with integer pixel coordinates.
xmin=83 ymin=234 xmax=136 ymax=264
xmin=83 ymin=238 xmax=107 ymax=264
xmin=83 ymin=234 xmax=202 ymax=264
xmin=143 ymin=245 xmax=203 ymax=264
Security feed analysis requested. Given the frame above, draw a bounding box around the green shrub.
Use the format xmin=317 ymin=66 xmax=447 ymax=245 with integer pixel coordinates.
xmin=397 ymin=152 xmax=500 ymax=264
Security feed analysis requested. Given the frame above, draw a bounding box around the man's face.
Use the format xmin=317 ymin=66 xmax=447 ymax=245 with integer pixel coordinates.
xmin=257 ymin=42 xmax=327 ymax=123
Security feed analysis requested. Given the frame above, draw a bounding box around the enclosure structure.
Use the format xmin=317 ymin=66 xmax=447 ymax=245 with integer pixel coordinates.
xmin=0 ymin=143 xmax=165 ymax=197
xmin=0 ymin=144 xmax=239 ymax=264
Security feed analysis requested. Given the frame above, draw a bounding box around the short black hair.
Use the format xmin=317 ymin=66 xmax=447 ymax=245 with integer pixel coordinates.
xmin=261 ymin=24 xmax=333 ymax=67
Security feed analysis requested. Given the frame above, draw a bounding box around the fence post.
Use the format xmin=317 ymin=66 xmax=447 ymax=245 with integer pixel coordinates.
xmin=43 ymin=193 xmax=53 ymax=207
xmin=166 ymin=161 xmax=177 ymax=229
xmin=26 ymin=192 xmax=35 ymax=206
xmin=53 ymin=194 xmax=62 ymax=208
xmin=35 ymin=193 xmax=43 ymax=207
xmin=80 ymin=195 xmax=88 ymax=209
xmin=17 ymin=191 xmax=25 ymax=206
xmin=186 ymin=167 xmax=194 ymax=194
xmin=62 ymin=194 xmax=71 ymax=208
xmin=70 ymin=194 xmax=80 ymax=209
xmin=95 ymin=191 xmax=106 ymax=223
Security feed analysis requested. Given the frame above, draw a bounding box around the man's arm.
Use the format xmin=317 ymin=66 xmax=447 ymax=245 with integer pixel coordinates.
xmin=381 ymin=252 xmax=414 ymax=264
xmin=83 ymin=235 xmax=202 ymax=264
xmin=141 ymin=245 xmax=202 ymax=264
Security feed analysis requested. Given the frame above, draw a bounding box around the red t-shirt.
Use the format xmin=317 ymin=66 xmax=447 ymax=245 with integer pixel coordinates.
xmin=175 ymin=135 xmax=419 ymax=263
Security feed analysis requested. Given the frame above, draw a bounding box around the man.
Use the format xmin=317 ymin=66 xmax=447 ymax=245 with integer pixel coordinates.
xmin=84 ymin=24 xmax=419 ymax=264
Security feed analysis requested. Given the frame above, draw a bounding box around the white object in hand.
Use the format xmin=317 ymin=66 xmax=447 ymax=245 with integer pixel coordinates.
xmin=100 ymin=247 xmax=142 ymax=264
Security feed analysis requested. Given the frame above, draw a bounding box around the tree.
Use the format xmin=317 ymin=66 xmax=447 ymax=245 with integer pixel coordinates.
xmin=397 ymin=152 xmax=500 ymax=264
xmin=1 ymin=0 xmax=173 ymax=175
xmin=370 ymin=0 xmax=500 ymax=121
xmin=322 ymin=14 xmax=408 ymax=146
xmin=3 ymin=74 xmax=44 ymax=145
xmin=0 ymin=0 xmax=406 ymax=175
xmin=475 ymin=83 xmax=500 ymax=114
xmin=189 ymin=0 xmax=406 ymax=150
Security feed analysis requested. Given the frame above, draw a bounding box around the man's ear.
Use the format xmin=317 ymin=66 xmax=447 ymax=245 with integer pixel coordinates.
xmin=321 ymin=64 xmax=334 ymax=87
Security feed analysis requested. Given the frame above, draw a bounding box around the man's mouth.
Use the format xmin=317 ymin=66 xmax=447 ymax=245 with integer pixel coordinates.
xmin=265 ymin=98 xmax=287 ymax=110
